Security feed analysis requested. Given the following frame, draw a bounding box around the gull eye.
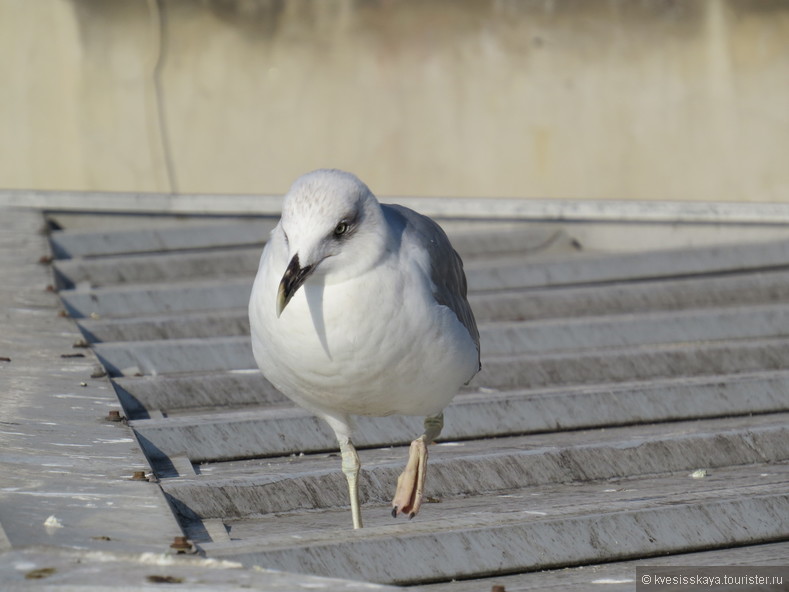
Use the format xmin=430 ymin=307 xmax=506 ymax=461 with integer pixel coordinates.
xmin=333 ymin=221 xmax=349 ymax=237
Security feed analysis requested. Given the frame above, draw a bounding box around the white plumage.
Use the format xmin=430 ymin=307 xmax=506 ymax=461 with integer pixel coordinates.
xmin=249 ymin=169 xmax=479 ymax=528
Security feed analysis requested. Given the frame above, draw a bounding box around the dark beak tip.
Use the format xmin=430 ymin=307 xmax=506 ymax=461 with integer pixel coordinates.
xmin=276 ymin=281 xmax=288 ymax=317
xmin=276 ymin=254 xmax=314 ymax=316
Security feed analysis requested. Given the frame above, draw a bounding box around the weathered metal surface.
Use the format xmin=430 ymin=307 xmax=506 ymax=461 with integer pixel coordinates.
xmin=481 ymin=302 xmax=789 ymax=355
xmin=0 ymin=547 xmax=401 ymax=591
xmin=0 ymin=207 xmax=437 ymax=591
xmin=200 ymin=464 xmax=789 ymax=585
xmin=80 ymin=308 xmax=252 ymax=343
xmin=82 ymin=302 xmax=789 ymax=359
xmin=78 ymin=299 xmax=789 ymax=348
xmin=131 ymin=373 xmax=789 ymax=463
xmin=472 ymin=267 xmax=789 ymax=321
xmin=51 ymin=223 xmax=578 ymax=298
xmin=0 ymin=209 xmax=182 ymax=556
xmin=465 ymin=237 xmax=789 ymax=290
xmin=60 ymin=264 xmax=789 ymax=328
xmin=418 ymin=542 xmax=789 ymax=592
xmin=113 ymin=371 xmax=285 ymax=418
xmin=52 ymin=227 xmax=576 ymax=290
xmin=61 ymin=278 xmax=252 ymax=319
xmin=13 ymin=198 xmax=789 ymax=589
xmin=477 ymin=337 xmax=789 ymax=389
xmin=60 ymin=271 xmax=789 ymax=339
xmin=8 ymin=189 xmax=789 ymax=222
xmin=50 ymin=220 xmax=272 ymax=259
xmin=93 ymin=337 xmax=255 ymax=376
xmin=54 ymin=247 xmax=263 ymax=289
xmin=43 ymin=209 xmax=789 ymax=252
xmin=93 ymin=331 xmax=789 ymax=386
xmin=158 ymin=415 xmax=788 ymax=517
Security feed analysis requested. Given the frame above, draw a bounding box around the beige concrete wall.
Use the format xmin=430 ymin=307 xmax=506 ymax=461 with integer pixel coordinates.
xmin=1 ymin=0 xmax=788 ymax=201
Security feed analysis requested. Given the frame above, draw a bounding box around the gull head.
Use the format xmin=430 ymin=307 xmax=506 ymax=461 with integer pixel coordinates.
xmin=276 ymin=169 xmax=387 ymax=317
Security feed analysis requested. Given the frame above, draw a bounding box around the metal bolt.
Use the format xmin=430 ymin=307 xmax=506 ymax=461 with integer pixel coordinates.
xmin=170 ymin=536 xmax=192 ymax=553
xmin=106 ymin=410 xmax=123 ymax=422
xmin=491 ymin=586 xmax=506 ymax=592
xmin=131 ymin=471 xmax=147 ymax=481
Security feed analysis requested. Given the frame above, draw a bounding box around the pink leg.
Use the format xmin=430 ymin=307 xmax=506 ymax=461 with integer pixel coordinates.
xmin=391 ymin=413 xmax=443 ymax=519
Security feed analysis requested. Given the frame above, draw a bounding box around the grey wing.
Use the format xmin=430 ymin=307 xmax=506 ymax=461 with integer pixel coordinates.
xmin=382 ymin=204 xmax=481 ymax=372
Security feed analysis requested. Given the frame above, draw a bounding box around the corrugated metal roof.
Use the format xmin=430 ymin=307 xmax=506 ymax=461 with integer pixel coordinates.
xmin=3 ymin=194 xmax=789 ymax=589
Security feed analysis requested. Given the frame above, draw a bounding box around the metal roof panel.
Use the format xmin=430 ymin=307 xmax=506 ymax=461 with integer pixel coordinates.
xmin=3 ymin=193 xmax=789 ymax=588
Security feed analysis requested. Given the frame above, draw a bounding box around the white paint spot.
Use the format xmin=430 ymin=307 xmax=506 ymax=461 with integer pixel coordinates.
xmin=44 ymin=515 xmax=63 ymax=530
xmin=593 ymin=578 xmax=633 ymax=584
xmin=524 ymin=510 xmax=548 ymax=516
xmin=13 ymin=561 xmax=37 ymax=571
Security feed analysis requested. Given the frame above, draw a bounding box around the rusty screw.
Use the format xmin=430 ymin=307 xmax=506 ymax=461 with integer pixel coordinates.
xmin=106 ymin=410 xmax=123 ymax=422
xmin=131 ymin=471 xmax=147 ymax=481
xmin=491 ymin=586 xmax=506 ymax=592
xmin=170 ymin=536 xmax=192 ymax=553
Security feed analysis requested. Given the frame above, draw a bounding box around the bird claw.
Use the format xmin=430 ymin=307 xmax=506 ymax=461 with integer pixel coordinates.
xmin=391 ymin=506 xmax=416 ymax=520
xmin=391 ymin=437 xmax=428 ymax=519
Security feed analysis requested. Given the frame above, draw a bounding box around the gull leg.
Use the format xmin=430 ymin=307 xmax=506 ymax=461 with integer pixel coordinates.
xmin=339 ymin=439 xmax=363 ymax=529
xmin=324 ymin=414 xmax=363 ymax=529
xmin=392 ymin=413 xmax=443 ymax=519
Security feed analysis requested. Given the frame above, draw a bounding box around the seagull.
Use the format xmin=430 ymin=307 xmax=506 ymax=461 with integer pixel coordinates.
xmin=249 ymin=169 xmax=480 ymax=529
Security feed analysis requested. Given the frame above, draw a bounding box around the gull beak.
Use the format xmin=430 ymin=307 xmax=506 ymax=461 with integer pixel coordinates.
xmin=276 ymin=254 xmax=315 ymax=317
